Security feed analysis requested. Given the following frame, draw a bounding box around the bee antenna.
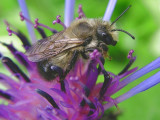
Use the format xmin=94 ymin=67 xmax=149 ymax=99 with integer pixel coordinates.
xmin=110 ymin=5 xmax=131 ymax=27
xmin=111 ymin=29 xmax=135 ymax=39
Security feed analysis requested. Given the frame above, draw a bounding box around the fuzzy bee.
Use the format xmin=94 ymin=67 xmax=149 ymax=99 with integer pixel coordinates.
xmin=26 ymin=6 xmax=134 ymax=85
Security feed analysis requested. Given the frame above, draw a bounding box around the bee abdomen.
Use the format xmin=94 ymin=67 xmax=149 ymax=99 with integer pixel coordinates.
xmin=37 ymin=61 xmax=58 ymax=81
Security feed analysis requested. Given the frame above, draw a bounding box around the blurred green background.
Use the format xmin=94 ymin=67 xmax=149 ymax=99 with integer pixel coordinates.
xmin=0 ymin=0 xmax=160 ymax=120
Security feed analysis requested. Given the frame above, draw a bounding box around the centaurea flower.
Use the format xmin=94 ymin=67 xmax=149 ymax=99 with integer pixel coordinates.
xmin=0 ymin=0 xmax=160 ymax=120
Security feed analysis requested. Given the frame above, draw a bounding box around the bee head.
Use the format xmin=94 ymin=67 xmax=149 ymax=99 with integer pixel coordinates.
xmin=96 ymin=26 xmax=117 ymax=46
xmin=95 ymin=5 xmax=135 ymax=47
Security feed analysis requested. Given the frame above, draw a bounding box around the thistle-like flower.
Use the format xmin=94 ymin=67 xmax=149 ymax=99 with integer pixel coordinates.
xmin=0 ymin=0 xmax=160 ymax=120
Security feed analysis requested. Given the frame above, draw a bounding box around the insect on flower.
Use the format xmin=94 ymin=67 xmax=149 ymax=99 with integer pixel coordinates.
xmin=25 ymin=6 xmax=135 ymax=91
xmin=1 ymin=0 xmax=160 ymax=119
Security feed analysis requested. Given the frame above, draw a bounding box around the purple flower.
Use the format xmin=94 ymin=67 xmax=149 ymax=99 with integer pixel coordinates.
xmin=0 ymin=0 xmax=160 ymax=120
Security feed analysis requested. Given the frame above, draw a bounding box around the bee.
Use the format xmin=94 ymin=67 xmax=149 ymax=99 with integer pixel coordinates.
xmin=26 ymin=6 xmax=134 ymax=84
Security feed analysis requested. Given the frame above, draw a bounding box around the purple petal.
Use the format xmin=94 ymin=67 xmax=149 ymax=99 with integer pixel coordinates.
xmin=60 ymin=101 xmax=73 ymax=108
xmin=104 ymin=71 xmax=160 ymax=110
xmin=85 ymin=62 xmax=98 ymax=90
xmin=124 ymin=71 xmax=160 ymax=96
xmin=64 ymin=0 xmax=75 ymax=27
xmin=103 ymin=0 xmax=117 ymax=21
xmin=17 ymin=0 xmax=36 ymax=43
xmin=0 ymin=73 xmax=19 ymax=89
xmin=0 ymin=106 xmax=21 ymax=120
xmin=115 ymin=57 xmax=160 ymax=92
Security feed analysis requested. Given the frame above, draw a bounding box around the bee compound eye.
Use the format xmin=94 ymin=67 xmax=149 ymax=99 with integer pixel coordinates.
xmin=101 ymin=33 xmax=107 ymax=37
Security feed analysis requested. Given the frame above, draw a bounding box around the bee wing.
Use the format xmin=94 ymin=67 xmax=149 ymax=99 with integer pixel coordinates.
xmin=25 ymin=33 xmax=83 ymax=62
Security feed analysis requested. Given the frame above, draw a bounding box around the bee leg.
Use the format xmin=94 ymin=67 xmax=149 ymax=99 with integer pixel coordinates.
xmin=64 ymin=50 xmax=79 ymax=77
xmin=82 ymin=36 xmax=92 ymax=46
xmin=85 ymin=47 xmax=102 ymax=53
xmin=60 ymin=80 xmax=66 ymax=92
xmin=99 ymin=70 xmax=112 ymax=99
xmin=98 ymin=57 xmax=105 ymax=74
xmin=85 ymin=47 xmax=111 ymax=98
xmin=118 ymin=57 xmax=135 ymax=75
xmin=81 ymin=50 xmax=89 ymax=59
xmin=97 ymin=44 xmax=108 ymax=74
xmin=98 ymin=43 xmax=108 ymax=52
xmin=49 ymin=50 xmax=78 ymax=92
xmin=51 ymin=51 xmax=79 ymax=92
xmin=50 ymin=66 xmax=66 ymax=92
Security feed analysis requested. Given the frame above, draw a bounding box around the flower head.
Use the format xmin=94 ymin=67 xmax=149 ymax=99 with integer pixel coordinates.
xmin=0 ymin=0 xmax=160 ymax=120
